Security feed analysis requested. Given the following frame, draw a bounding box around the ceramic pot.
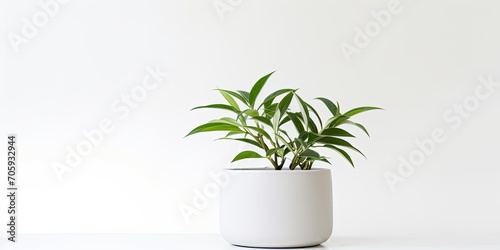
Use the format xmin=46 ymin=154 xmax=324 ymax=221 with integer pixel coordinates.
xmin=220 ymin=168 xmax=333 ymax=248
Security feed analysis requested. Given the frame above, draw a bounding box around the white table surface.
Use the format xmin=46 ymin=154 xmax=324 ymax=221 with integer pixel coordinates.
xmin=1 ymin=234 xmax=499 ymax=249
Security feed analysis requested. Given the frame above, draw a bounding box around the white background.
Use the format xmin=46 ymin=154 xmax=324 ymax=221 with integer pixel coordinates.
xmin=1 ymin=0 xmax=499 ymax=240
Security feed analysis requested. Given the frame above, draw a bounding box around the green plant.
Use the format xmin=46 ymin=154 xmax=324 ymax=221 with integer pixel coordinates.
xmin=186 ymin=72 xmax=381 ymax=170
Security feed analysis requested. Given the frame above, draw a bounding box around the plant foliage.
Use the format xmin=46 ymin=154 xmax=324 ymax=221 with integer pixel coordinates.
xmin=186 ymin=72 xmax=381 ymax=170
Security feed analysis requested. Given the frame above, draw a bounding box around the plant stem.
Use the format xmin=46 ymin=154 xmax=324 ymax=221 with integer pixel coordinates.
xmin=278 ymin=157 xmax=286 ymax=170
xmin=274 ymin=154 xmax=281 ymax=170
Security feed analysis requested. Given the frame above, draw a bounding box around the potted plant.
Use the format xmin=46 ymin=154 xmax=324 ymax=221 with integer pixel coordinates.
xmin=186 ymin=72 xmax=380 ymax=248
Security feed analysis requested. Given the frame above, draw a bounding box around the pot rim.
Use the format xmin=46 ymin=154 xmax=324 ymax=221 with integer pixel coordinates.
xmin=224 ymin=167 xmax=331 ymax=172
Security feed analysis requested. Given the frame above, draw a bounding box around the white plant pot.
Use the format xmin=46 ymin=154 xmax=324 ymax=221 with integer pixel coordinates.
xmin=220 ymin=168 xmax=333 ymax=248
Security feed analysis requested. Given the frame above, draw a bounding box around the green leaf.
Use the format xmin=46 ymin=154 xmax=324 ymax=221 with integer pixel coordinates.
xmin=235 ymin=110 xmax=248 ymax=123
xmin=235 ymin=109 xmax=258 ymax=125
xmin=277 ymin=148 xmax=285 ymax=157
xmin=306 ymin=132 xmax=323 ymax=145
xmin=300 ymin=149 xmax=321 ymax=159
xmin=226 ymin=131 xmax=245 ymax=137
xmin=306 ymin=102 xmax=323 ymax=128
xmin=246 ymin=126 xmax=273 ymax=141
xmin=243 ymin=109 xmax=259 ymax=117
xmin=278 ymin=92 xmax=294 ymax=117
xmin=186 ymin=122 xmax=242 ymax=137
xmin=217 ymin=89 xmax=240 ymax=111
xmin=321 ymin=128 xmax=355 ymax=137
xmin=318 ymin=157 xmax=332 ymax=165
xmin=326 ymin=115 xmax=350 ymax=128
xmin=277 ymin=135 xmax=294 ymax=155
xmin=284 ymin=146 xmax=291 ymax=156
xmin=237 ymin=90 xmax=250 ymax=104
xmin=191 ymin=104 xmax=238 ymax=113
xmin=316 ymin=136 xmax=366 ymax=158
xmin=278 ymin=115 xmax=291 ymax=127
xmin=231 ymin=150 xmax=264 ymax=162
xmin=260 ymin=88 xmax=295 ymax=110
xmin=321 ymin=144 xmax=355 ymax=168
xmin=218 ymin=117 xmax=241 ymax=126
xmin=343 ymin=120 xmax=371 ymax=137
xmin=308 ymin=117 xmax=318 ymax=134
xmin=295 ymin=137 xmax=308 ymax=150
xmin=249 ymin=71 xmax=275 ymax=108
xmin=315 ymin=97 xmax=338 ymax=116
xmin=217 ymin=89 xmax=248 ymax=104
xmin=272 ymin=107 xmax=281 ymax=135
xmin=287 ymin=112 xmax=305 ymax=134
xmin=298 ymin=131 xmax=309 ymax=141
xmin=295 ymin=94 xmax=309 ymax=132
xmin=264 ymin=103 xmax=278 ymax=118
xmin=266 ymin=148 xmax=280 ymax=157
xmin=251 ymin=116 xmax=273 ymax=127
xmin=279 ymin=129 xmax=292 ymax=142
xmin=218 ymin=138 xmax=263 ymax=149
xmin=344 ymin=106 xmax=382 ymax=117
